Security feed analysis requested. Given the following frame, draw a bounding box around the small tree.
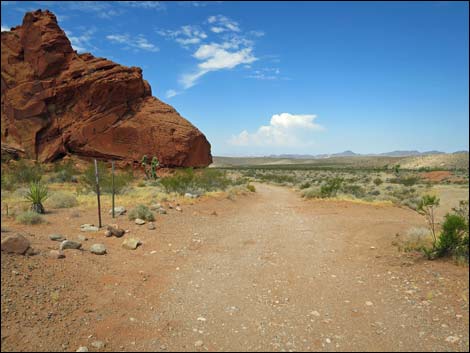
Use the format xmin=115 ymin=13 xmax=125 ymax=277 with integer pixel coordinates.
xmin=417 ymin=194 xmax=440 ymax=246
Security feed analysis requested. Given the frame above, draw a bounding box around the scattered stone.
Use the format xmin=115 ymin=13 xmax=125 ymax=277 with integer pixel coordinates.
xmin=150 ymin=203 xmax=161 ymax=211
xmin=25 ymin=247 xmax=40 ymax=256
xmin=108 ymin=206 xmax=126 ymax=216
xmin=106 ymin=225 xmax=125 ymax=237
xmin=1 ymin=234 xmax=31 ymax=255
xmin=76 ymin=347 xmax=88 ymax=352
xmin=194 ymin=340 xmax=204 ymax=347
xmin=197 ymin=317 xmax=207 ymax=322
xmin=445 ymin=336 xmax=459 ymax=343
xmin=185 ymin=192 xmax=198 ymax=198
xmin=157 ymin=207 xmax=167 ymax=215
xmin=370 ymin=246 xmax=376 ymax=250
xmin=49 ymin=234 xmax=65 ymax=242
xmin=49 ymin=250 xmax=65 ymax=259
xmin=80 ymin=224 xmax=99 ymax=232
xmin=77 ymin=235 xmax=88 ymax=242
xmin=104 ymin=230 xmax=112 ymax=237
xmin=90 ymin=244 xmax=106 ymax=255
xmin=91 ymin=341 xmax=105 ymax=349
xmin=325 ymin=338 xmax=331 ymax=344
xmin=168 ymin=204 xmax=174 ymax=209
xmin=147 ymin=222 xmax=156 ymax=230
xmin=365 ymin=301 xmax=373 ymax=306
xmin=60 ymin=240 xmax=82 ymax=250
xmin=311 ymin=310 xmax=320 ymax=317
xmin=135 ymin=218 xmax=146 ymax=225
xmin=211 ymin=211 xmax=218 ymax=216
xmin=122 ymin=238 xmax=142 ymax=250
xmin=175 ymin=206 xmax=182 ymax=212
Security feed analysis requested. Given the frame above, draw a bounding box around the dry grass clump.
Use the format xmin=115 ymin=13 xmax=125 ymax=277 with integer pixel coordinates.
xmin=47 ymin=191 xmax=78 ymax=208
xmin=16 ymin=210 xmax=44 ymax=225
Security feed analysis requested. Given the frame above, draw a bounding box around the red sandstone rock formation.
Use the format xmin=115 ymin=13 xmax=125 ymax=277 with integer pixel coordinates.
xmin=1 ymin=10 xmax=212 ymax=167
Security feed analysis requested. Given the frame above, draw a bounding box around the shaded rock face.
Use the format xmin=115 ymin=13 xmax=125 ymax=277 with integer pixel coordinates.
xmin=1 ymin=10 xmax=212 ymax=167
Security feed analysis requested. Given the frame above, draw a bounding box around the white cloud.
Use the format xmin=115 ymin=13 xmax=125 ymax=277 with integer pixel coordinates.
xmin=119 ymin=1 xmax=165 ymax=10
xmin=106 ymin=33 xmax=159 ymax=52
xmin=230 ymin=113 xmax=324 ymax=147
xmin=179 ymin=42 xmax=257 ymax=88
xmin=247 ymin=67 xmax=281 ymax=80
xmin=1 ymin=24 xmax=9 ymax=32
xmin=65 ymin=28 xmax=95 ymax=53
xmin=158 ymin=25 xmax=207 ymax=47
xmin=165 ymin=89 xmax=180 ymax=98
xmin=207 ymin=15 xmax=240 ymax=33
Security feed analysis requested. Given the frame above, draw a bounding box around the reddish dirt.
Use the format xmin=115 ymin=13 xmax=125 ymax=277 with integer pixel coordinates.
xmin=1 ymin=184 xmax=469 ymax=352
xmin=421 ymin=171 xmax=453 ymax=183
xmin=1 ymin=10 xmax=211 ymax=167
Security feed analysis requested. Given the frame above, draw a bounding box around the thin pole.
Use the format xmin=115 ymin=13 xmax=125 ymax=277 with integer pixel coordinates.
xmin=112 ymin=160 xmax=115 ymax=219
xmin=94 ymin=159 xmax=102 ymax=228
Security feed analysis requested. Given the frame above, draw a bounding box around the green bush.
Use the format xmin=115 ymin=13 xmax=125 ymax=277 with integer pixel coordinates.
xmin=246 ymin=184 xmax=256 ymax=192
xmin=341 ymin=184 xmax=366 ymax=198
xmin=320 ymin=177 xmax=343 ymax=198
xmin=373 ymin=177 xmax=383 ymax=186
xmin=301 ymin=187 xmax=321 ymax=199
xmin=16 ymin=210 xmax=44 ymax=225
xmin=1 ymin=160 xmax=43 ymax=190
xmin=435 ymin=213 xmax=468 ymax=260
xmin=128 ymin=204 xmax=155 ymax=221
xmin=80 ymin=161 xmax=133 ymax=194
xmin=299 ymin=181 xmax=311 ymax=189
xmin=48 ymin=191 xmax=78 ymax=208
xmin=160 ymin=168 xmax=231 ymax=195
xmin=50 ymin=160 xmax=78 ymax=183
xmin=26 ymin=181 xmax=49 ymax=214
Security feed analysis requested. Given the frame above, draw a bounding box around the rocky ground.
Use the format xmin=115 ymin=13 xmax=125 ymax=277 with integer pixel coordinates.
xmin=1 ymin=183 xmax=469 ymax=352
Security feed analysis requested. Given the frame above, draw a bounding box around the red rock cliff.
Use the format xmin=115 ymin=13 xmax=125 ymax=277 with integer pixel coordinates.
xmin=1 ymin=10 xmax=212 ymax=167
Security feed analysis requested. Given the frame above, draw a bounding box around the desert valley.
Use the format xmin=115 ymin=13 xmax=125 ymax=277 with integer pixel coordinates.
xmin=1 ymin=3 xmax=469 ymax=353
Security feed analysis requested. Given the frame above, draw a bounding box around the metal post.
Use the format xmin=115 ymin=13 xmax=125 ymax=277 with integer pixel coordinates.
xmin=112 ymin=160 xmax=115 ymax=218
xmin=94 ymin=159 xmax=102 ymax=228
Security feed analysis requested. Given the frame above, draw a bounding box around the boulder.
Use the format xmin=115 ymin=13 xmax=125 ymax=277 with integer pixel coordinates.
xmin=122 ymin=238 xmax=141 ymax=250
xmin=60 ymin=240 xmax=82 ymax=250
xmin=106 ymin=225 xmax=125 ymax=237
xmin=1 ymin=10 xmax=212 ymax=167
xmin=109 ymin=206 xmax=126 ymax=216
xmin=90 ymin=244 xmax=106 ymax=255
xmin=1 ymin=234 xmax=30 ymax=254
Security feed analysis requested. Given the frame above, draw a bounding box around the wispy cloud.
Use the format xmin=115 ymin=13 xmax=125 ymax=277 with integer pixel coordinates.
xmin=158 ymin=25 xmax=207 ymax=47
xmin=178 ymin=1 xmax=223 ymax=7
xmin=208 ymin=14 xmax=240 ymax=33
xmin=1 ymin=24 xmax=10 ymax=32
xmin=65 ymin=28 xmax=95 ymax=53
xmin=230 ymin=113 xmax=324 ymax=147
xmin=119 ymin=1 xmax=166 ymax=10
xmin=106 ymin=33 xmax=159 ymax=52
xmin=246 ymin=67 xmax=290 ymax=81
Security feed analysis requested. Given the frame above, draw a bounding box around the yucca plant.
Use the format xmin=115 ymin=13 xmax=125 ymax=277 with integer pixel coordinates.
xmin=26 ymin=181 xmax=49 ymax=214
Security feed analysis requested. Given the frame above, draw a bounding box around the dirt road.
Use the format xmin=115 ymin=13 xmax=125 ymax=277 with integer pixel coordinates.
xmin=1 ymin=183 xmax=469 ymax=351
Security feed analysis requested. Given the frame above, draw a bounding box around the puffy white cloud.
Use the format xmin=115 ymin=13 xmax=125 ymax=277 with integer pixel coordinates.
xmin=157 ymin=25 xmax=207 ymax=47
xmin=106 ymin=33 xmax=159 ymax=52
xmin=65 ymin=28 xmax=95 ymax=53
xmin=230 ymin=113 xmax=324 ymax=146
xmin=1 ymin=24 xmax=10 ymax=32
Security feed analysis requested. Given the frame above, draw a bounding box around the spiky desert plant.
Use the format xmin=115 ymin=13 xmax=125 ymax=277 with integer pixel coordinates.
xmin=417 ymin=194 xmax=440 ymax=246
xmin=141 ymin=155 xmax=149 ymax=179
xmin=150 ymin=156 xmax=160 ymax=180
xmin=25 ymin=181 xmax=49 ymax=214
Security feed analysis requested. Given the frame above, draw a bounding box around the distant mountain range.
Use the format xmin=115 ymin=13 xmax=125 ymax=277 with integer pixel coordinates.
xmin=268 ymin=150 xmax=468 ymax=159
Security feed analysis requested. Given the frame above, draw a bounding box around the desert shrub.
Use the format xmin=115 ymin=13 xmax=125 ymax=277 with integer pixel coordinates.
xmin=320 ymin=177 xmax=343 ymax=198
xmin=257 ymin=173 xmax=295 ymax=184
xmin=128 ymin=204 xmax=155 ymax=221
xmin=435 ymin=213 xmax=469 ymax=260
xmin=341 ymin=184 xmax=366 ymax=198
xmin=80 ymin=162 xmax=134 ymax=194
xmin=50 ymin=160 xmax=79 ymax=183
xmin=246 ymin=184 xmax=256 ymax=192
xmin=368 ymin=189 xmax=381 ymax=196
xmin=16 ymin=210 xmax=44 ymax=225
xmin=26 ymin=181 xmax=49 ymax=214
xmin=301 ymin=187 xmax=321 ymax=199
xmin=400 ymin=227 xmax=434 ymax=252
xmin=389 ymin=175 xmax=420 ymax=186
xmin=48 ymin=191 xmax=78 ymax=208
xmin=299 ymin=181 xmax=311 ymax=189
xmin=373 ymin=177 xmax=383 ymax=186
xmin=160 ymin=168 xmax=231 ymax=195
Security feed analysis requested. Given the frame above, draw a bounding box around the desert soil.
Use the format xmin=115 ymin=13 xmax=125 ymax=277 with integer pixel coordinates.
xmin=1 ymin=183 xmax=469 ymax=352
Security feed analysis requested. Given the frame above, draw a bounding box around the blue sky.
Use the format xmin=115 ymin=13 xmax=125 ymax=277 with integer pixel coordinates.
xmin=2 ymin=1 xmax=469 ymax=156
